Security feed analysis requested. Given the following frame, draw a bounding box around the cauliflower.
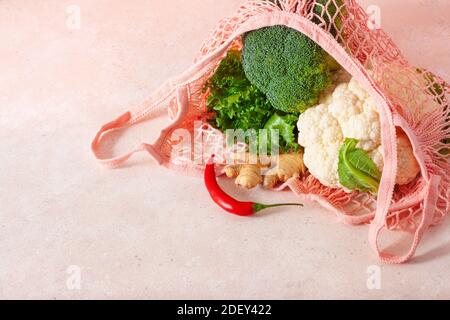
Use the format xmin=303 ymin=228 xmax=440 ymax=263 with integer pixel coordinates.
xmin=396 ymin=132 xmax=421 ymax=185
xmin=328 ymin=79 xmax=381 ymax=151
xmin=303 ymin=142 xmax=342 ymax=187
xmin=297 ymin=75 xmax=420 ymax=190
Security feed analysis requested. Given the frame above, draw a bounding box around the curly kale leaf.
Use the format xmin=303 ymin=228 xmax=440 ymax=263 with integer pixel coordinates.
xmin=205 ymin=50 xmax=274 ymax=132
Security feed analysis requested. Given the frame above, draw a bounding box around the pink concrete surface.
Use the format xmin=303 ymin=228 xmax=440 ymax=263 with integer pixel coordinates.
xmin=0 ymin=0 xmax=449 ymax=299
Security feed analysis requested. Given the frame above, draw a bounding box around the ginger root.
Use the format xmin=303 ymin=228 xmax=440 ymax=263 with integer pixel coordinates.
xmin=225 ymin=152 xmax=305 ymax=189
xmin=225 ymin=164 xmax=263 ymax=189
xmin=264 ymin=153 xmax=306 ymax=189
xmin=224 ymin=153 xmax=265 ymax=189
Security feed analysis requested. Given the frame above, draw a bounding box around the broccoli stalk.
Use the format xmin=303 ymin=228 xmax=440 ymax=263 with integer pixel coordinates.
xmin=242 ymin=25 xmax=338 ymax=114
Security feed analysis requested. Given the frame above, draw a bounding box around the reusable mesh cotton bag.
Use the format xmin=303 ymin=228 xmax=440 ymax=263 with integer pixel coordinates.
xmin=91 ymin=0 xmax=450 ymax=263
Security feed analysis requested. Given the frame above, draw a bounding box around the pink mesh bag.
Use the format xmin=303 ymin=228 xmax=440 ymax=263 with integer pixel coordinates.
xmin=91 ymin=0 xmax=449 ymax=263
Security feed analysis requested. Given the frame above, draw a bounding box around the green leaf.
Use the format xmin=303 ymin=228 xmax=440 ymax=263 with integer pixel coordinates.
xmin=338 ymin=138 xmax=381 ymax=194
xmin=415 ymin=68 xmax=449 ymax=155
xmin=262 ymin=113 xmax=299 ymax=152
xmin=313 ymin=0 xmax=345 ymax=37
xmin=204 ymin=50 xmax=274 ymax=133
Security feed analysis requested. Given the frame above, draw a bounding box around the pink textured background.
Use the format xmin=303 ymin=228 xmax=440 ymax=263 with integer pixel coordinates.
xmin=1 ymin=0 xmax=449 ymax=299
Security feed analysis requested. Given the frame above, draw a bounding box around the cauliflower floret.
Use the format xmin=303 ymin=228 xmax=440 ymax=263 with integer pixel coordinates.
xmin=329 ymin=83 xmax=381 ymax=152
xmin=303 ymin=143 xmax=341 ymax=188
xmin=347 ymin=77 xmax=370 ymax=101
xmin=341 ymin=107 xmax=381 ymax=151
xmin=366 ymin=135 xmax=420 ymax=185
xmin=369 ymin=146 xmax=384 ymax=172
xmin=330 ymin=87 xmax=362 ymax=123
xmin=297 ymin=104 xmax=343 ymax=147
xmin=297 ymin=74 xmax=420 ymax=190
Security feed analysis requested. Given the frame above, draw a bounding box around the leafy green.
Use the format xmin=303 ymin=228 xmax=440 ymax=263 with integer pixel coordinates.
xmin=242 ymin=25 xmax=337 ymax=113
xmin=260 ymin=113 xmax=299 ymax=153
xmin=338 ymin=138 xmax=381 ymax=194
xmin=313 ymin=0 xmax=345 ymax=37
xmin=205 ymin=50 xmax=273 ymax=132
xmin=417 ymin=67 xmax=445 ymax=104
xmin=416 ymin=68 xmax=449 ymax=155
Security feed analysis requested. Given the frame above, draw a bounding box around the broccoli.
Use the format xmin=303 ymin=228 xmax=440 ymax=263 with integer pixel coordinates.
xmin=242 ymin=25 xmax=338 ymax=113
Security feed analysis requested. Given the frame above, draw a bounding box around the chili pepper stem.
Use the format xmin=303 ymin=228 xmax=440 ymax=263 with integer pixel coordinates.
xmin=253 ymin=203 xmax=304 ymax=213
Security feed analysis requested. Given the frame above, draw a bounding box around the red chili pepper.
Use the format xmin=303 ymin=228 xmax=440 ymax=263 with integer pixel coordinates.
xmin=204 ymin=157 xmax=303 ymax=216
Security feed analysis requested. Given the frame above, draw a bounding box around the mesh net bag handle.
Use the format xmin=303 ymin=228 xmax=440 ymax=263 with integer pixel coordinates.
xmin=90 ymin=32 xmax=237 ymax=169
xmin=91 ymin=60 xmax=222 ymax=168
xmin=91 ymin=0 xmax=450 ymax=263
xmin=91 ymin=85 xmax=188 ymax=168
xmin=369 ymin=174 xmax=442 ymax=263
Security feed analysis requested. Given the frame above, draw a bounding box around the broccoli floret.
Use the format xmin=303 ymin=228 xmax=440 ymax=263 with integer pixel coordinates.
xmin=242 ymin=25 xmax=337 ymax=113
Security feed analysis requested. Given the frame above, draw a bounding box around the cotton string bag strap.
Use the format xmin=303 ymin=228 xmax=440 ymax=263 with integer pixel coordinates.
xmin=368 ymin=113 xmax=442 ymax=264
xmin=91 ymin=84 xmax=189 ymax=168
xmin=369 ymin=175 xmax=441 ymax=264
